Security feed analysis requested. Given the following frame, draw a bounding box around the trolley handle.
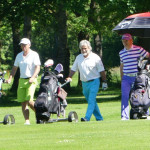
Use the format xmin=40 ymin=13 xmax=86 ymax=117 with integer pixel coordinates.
xmin=60 ymin=81 xmax=70 ymax=88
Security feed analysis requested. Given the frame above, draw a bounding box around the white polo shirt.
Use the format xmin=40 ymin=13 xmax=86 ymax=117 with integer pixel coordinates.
xmin=71 ymin=52 xmax=105 ymax=82
xmin=14 ymin=49 xmax=41 ymax=78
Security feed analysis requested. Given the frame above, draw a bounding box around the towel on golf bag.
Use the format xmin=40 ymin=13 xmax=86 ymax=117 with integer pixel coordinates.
xmin=130 ymin=70 xmax=150 ymax=118
xmin=34 ymin=71 xmax=59 ymax=121
xmin=58 ymin=87 xmax=67 ymax=100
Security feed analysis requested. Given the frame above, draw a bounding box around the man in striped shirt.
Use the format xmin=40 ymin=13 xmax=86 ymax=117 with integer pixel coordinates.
xmin=119 ymin=33 xmax=149 ymax=120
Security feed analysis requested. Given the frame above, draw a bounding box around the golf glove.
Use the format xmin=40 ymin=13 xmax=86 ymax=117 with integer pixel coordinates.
xmin=102 ymin=82 xmax=108 ymax=90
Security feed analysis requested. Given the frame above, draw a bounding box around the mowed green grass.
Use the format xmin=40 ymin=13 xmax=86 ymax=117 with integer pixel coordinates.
xmin=0 ymin=93 xmax=150 ymax=150
xmin=0 ymin=69 xmax=150 ymax=150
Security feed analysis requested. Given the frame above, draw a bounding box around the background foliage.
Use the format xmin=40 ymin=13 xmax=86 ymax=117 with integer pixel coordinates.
xmin=0 ymin=0 xmax=150 ymax=88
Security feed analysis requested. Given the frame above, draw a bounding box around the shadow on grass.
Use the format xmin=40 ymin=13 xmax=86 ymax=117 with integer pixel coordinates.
xmin=0 ymin=86 xmax=121 ymax=107
xmin=67 ymin=95 xmax=121 ymax=104
xmin=0 ymin=96 xmax=20 ymax=107
xmin=66 ymin=86 xmax=121 ymax=104
xmin=0 ymin=88 xmax=40 ymax=107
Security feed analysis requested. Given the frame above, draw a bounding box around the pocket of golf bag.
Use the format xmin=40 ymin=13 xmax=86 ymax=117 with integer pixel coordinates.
xmin=34 ymin=95 xmax=51 ymax=121
xmin=48 ymin=94 xmax=60 ymax=114
xmin=130 ymin=90 xmax=143 ymax=108
xmin=34 ymin=95 xmax=49 ymax=113
xmin=130 ymin=89 xmax=150 ymax=109
xmin=36 ymin=112 xmax=50 ymax=121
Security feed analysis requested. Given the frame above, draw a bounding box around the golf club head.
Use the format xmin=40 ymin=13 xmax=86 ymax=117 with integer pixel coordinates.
xmin=57 ymin=74 xmax=63 ymax=78
xmin=0 ymin=71 xmax=6 ymax=77
xmin=44 ymin=59 xmax=54 ymax=68
xmin=54 ymin=64 xmax=63 ymax=73
xmin=137 ymin=56 xmax=147 ymax=70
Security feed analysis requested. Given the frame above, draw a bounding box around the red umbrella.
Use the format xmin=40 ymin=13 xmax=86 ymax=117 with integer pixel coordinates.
xmin=113 ymin=12 xmax=150 ymax=38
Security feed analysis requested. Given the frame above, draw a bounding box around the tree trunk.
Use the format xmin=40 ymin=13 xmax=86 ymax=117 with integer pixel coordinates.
xmin=55 ymin=5 xmax=69 ymax=79
xmin=11 ymin=22 xmax=20 ymax=92
xmin=93 ymin=33 xmax=103 ymax=58
xmin=23 ymin=16 xmax=31 ymax=39
xmin=78 ymin=31 xmax=89 ymax=43
xmin=77 ymin=32 xmax=89 ymax=87
xmin=11 ymin=17 xmax=32 ymax=92
xmin=0 ymin=40 xmax=2 ymax=67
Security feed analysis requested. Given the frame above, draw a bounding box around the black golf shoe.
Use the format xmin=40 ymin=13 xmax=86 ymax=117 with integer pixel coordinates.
xmin=81 ymin=117 xmax=88 ymax=122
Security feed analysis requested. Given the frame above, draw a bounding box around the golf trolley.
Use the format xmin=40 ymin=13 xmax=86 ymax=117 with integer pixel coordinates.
xmin=130 ymin=57 xmax=150 ymax=119
xmin=34 ymin=59 xmax=78 ymax=124
xmin=0 ymin=71 xmax=15 ymax=125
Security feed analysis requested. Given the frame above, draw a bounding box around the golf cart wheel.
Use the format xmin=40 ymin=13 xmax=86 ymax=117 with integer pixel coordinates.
xmin=130 ymin=109 xmax=134 ymax=119
xmin=68 ymin=111 xmax=78 ymax=122
xmin=36 ymin=119 xmax=41 ymax=124
xmin=36 ymin=119 xmax=45 ymax=124
xmin=3 ymin=114 xmax=15 ymax=125
xmin=133 ymin=113 xmax=139 ymax=119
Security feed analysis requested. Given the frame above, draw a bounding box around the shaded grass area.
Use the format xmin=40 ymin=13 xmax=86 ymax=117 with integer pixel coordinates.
xmin=67 ymin=94 xmax=121 ymax=104
xmin=0 ymin=74 xmax=121 ymax=107
xmin=0 ymin=86 xmax=121 ymax=107
xmin=67 ymin=85 xmax=121 ymax=104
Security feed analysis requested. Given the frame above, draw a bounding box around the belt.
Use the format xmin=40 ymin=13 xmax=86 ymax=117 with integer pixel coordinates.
xmin=124 ymin=73 xmax=137 ymax=77
xmin=85 ymin=79 xmax=94 ymax=82
xmin=21 ymin=77 xmax=31 ymax=79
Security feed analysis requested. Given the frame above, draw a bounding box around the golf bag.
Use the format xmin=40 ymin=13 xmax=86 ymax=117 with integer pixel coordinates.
xmin=34 ymin=61 xmax=67 ymax=122
xmin=130 ymin=58 xmax=150 ymax=119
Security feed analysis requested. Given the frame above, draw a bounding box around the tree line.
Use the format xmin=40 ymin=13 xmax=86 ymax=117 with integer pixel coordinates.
xmin=0 ymin=0 xmax=150 ymax=90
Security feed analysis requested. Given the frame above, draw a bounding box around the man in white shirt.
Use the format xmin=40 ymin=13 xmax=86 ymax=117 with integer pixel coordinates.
xmin=66 ymin=40 xmax=108 ymax=121
xmin=7 ymin=38 xmax=41 ymax=125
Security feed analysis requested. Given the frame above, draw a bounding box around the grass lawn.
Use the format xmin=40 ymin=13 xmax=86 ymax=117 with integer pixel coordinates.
xmin=0 ymin=90 xmax=150 ymax=150
xmin=0 ymin=69 xmax=150 ymax=150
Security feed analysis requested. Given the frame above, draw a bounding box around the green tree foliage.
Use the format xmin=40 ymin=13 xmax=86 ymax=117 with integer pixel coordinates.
xmin=0 ymin=22 xmax=13 ymax=70
xmin=0 ymin=0 xmax=150 ymax=87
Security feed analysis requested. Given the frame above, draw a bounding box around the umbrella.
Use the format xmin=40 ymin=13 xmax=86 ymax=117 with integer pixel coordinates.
xmin=113 ymin=12 xmax=150 ymax=38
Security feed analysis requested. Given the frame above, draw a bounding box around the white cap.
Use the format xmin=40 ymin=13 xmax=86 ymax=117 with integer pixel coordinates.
xmin=19 ymin=38 xmax=31 ymax=45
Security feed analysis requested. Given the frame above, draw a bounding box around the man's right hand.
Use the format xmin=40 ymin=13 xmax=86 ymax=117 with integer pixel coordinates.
xmin=6 ymin=66 xmax=18 ymax=84
xmin=66 ymin=77 xmax=72 ymax=82
xmin=5 ymin=79 xmax=11 ymax=84
xmin=5 ymin=76 xmax=12 ymax=84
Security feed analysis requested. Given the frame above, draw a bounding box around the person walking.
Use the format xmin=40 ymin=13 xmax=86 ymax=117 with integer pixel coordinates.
xmin=119 ymin=33 xmax=149 ymax=120
xmin=66 ymin=40 xmax=108 ymax=121
xmin=6 ymin=38 xmax=41 ymax=125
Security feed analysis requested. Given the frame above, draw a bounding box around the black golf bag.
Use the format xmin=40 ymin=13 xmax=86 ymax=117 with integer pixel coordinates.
xmin=34 ymin=62 xmax=67 ymax=123
xmin=130 ymin=58 xmax=150 ymax=119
